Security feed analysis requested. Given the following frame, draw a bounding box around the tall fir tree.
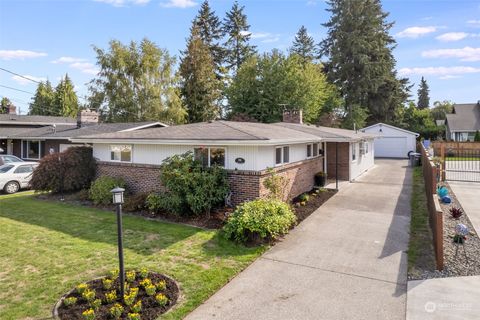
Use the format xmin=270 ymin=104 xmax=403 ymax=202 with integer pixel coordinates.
xmin=179 ymin=26 xmax=222 ymax=123
xmin=222 ymin=1 xmax=256 ymax=73
xmin=53 ymin=74 xmax=79 ymax=117
xmin=193 ymin=0 xmax=224 ymax=76
xmin=417 ymin=76 xmax=430 ymax=109
xmin=290 ymin=25 xmax=316 ymax=66
xmin=319 ymin=0 xmax=409 ymax=128
xmin=29 ymin=80 xmax=56 ymax=116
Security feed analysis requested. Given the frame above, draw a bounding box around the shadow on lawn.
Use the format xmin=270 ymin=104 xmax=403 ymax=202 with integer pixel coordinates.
xmin=0 ymin=194 xmax=202 ymax=256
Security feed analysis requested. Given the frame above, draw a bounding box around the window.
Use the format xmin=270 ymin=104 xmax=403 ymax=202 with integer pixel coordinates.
xmin=313 ymin=143 xmax=319 ymax=157
xmin=307 ymin=143 xmax=320 ymax=158
xmin=352 ymin=143 xmax=356 ymax=161
xmin=14 ymin=165 xmax=33 ymax=174
xmin=275 ymin=146 xmax=290 ymax=165
xmin=194 ymin=147 xmax=225 ymax=167
xmin=307 ymin=144 xmax=312 ymax=158
xmin=359 ymin=141 xmax=366 ymax=155
xmin=22 ymin=140 xmax=41 ymax=159
xmin=2 ymin=155 xmax=22 ymax=163
xmin=365 ymin=142 xmax=369 ymax=154
xmin=0 ymin=164 xmax=14 ymax=173
xmin=110 ymin=145 xmax=132 ymax=162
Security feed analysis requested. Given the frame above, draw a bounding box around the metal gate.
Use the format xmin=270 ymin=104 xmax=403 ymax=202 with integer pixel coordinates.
xmin=443 ymin=148 xmax=480 ymax=182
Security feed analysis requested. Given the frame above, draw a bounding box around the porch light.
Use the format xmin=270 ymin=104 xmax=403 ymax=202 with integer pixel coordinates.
xmin=111 ymin=187 xmax=125 ymax=204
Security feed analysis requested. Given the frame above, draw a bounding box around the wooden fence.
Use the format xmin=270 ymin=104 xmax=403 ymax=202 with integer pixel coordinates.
xmin=431 ymin=141 xmax=480 ymax=157
xmin=419 ymin=143 xmax=444 ymax=270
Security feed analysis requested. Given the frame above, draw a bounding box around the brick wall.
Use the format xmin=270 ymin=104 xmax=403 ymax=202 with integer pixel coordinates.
xmin=326 ymin=142 xmax=350 ymax=181
xmin=96 ymin=157 xmax=325 ymax=206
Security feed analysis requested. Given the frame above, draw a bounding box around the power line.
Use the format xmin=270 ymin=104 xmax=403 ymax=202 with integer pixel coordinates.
xmin=0 ymin=84 xmax=35 ymax=95
xmin=0 ymin=67 xmax=42 ymax=84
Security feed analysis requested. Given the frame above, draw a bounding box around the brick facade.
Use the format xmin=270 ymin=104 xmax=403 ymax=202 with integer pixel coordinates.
xmin=326 ymin=142 xmax=350 ymax=181
xmin=96 ymin=157 xmax=324 ymax=206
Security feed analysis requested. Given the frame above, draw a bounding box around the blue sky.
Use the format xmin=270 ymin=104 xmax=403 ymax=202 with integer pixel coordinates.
xmin=1 ymin=0 xmax=479 ymax=115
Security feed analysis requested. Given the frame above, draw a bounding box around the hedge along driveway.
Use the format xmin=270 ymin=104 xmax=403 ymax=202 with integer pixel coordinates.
xmin=0 ymin=193 xmax=264 ymax=319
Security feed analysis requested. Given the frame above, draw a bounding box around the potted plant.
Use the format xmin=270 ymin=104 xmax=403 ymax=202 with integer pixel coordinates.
xmin=314 ymin=172 xmax=327 ymax=187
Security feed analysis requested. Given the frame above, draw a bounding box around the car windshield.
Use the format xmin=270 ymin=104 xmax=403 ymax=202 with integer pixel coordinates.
xmin=0 ymin=164 xmax=14 ymax=173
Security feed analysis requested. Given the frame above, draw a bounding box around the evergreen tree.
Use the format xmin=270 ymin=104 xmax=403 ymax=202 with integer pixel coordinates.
xmin=193 ymin=0 xmax=224 ymax=76
xmin=290 ymin=25 xmax=316 ymax=66
xmin=179 ymin=26 xmax=222 ymax=123
xmin=53 ymin=74 xmax=79 ymax=117
xmin=417 ymin=76 xmax=430 ymax=109
xmin=222 ymin=1 xmax=256 ymax=73
xmin=89 ymin=38 xmax=186 ymax=123
xmin=29 ymin=80 xmax=56 ymax=116
xmin=319 ymin=0 xmax=409 ymax=128
xmin=1 ymin=97 xmax=12 ymax=114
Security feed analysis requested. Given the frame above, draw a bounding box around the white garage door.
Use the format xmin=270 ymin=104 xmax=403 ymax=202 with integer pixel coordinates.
xmin=374 ymin=137 xmax=408 ymax=158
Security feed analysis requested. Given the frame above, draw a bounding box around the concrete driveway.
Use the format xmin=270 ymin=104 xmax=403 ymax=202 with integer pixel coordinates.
xmin=185 ymin=159 xmax=411 ymax=320
xmin=448 ymin=181 xmax=480 ymax=234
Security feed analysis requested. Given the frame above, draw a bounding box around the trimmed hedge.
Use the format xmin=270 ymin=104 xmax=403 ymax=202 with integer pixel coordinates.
xmin=89 ymin=176 xmax=126 ymax=205
xmin=223 ymin=198 xmax=296 ymax=244
xmin=30 ymin=146 xmax=96 ymax=193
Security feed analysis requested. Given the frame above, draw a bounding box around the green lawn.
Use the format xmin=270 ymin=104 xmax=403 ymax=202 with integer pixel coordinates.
xmin=407 ymin=167 xmax=436 ymax=277
xmin=0 ymin=192 xmax=264 ymax=319
xmin=445 ymin=157 xmax=480 ymax=161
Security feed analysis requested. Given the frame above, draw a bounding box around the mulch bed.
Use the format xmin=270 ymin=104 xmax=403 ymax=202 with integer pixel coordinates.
xmin=56 ymin=272 xmax=179 ymax=320
xmin=292 ymin=188 xmax=337 ymax=222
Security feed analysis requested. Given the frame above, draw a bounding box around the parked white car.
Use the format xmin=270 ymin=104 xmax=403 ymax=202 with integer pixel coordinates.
xmin=0 ymin=162 xmax=39 ymax=194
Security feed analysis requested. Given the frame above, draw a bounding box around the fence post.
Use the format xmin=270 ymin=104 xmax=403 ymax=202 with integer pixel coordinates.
xmin=440 ymin=144 xmax=445 ymax=181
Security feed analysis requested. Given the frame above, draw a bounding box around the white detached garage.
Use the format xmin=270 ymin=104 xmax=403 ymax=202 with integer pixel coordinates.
xmin=361 ymin=123 xmax=419 ymax=159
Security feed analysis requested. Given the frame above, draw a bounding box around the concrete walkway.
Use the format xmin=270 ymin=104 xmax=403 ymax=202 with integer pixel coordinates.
xmin=449 ymin=181 xmax=480 ymax=234
xmin=406 ymin=276 xmax=480 ymax=320
xmin=186 ymin=160 xmax=411 ymax=320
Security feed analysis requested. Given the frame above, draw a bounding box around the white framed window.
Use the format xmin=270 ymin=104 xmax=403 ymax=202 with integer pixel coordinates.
xmin=275 ymin=146 xmax=290 ymax=165
xmin=194 ymin=147 xmax=225 ymax=167
xmin=307 ymin=143 xmax=320 ymax=158
xmin=359 ymin=141 xmax=366 ymax=155
xmin=110 ymin=145 xmax=132 ymax=162
xmin=313 ymin=143 xmax=319 ymax=157
xmin=306 ymin=144 xmax=312 ymax=158
xmin=365 ymin=141 xmax=369 ymax=154
xmin=352 ymin=143 xmax=357 ymax=161
xmin=22 ymin=140 xmax=41 ymax=160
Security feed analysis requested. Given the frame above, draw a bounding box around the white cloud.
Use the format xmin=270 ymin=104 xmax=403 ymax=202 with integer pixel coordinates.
xmin=70 ymin=62 xmax=99 ymax=75
xmin=160 ymin=0 xmax=197 ymax=8
xmin=11 ymin=75 xmax=47 ymax=85
xmin=467 ymin=19 xmax=480 ymax=25
xmin=51 ymin=56 xmax=87 ymax=64
xmin=436 ymin=32 xmax=469 ymax=42
xmin=422 ymin=47 xmax=480 ymax=62
xmin=398 ymin=66 xmax=480 ymax=78
xmin=250 ymin=32 xmax=280 ymax=43
xmin=439 ymin=75 xmax=461 ymax=80
xmin=0 ymin=50 xmax=47 ymax=60
xmin=396 ymin=26 xmax=437 ymax=38
xmin=94 ymin=0 xmax=150 ymax=7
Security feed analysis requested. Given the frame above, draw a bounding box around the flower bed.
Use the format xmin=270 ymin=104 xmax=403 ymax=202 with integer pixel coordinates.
xmin=54 ymin=270 xmax=179 ymax=320
xmin=292 ymin=188 xmax=337 ymax=222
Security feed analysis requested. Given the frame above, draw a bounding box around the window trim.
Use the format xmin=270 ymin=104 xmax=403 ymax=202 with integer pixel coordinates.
xmin=22 ymin=140 xmax=42 ymax=160
xmin=306 ymin=143 xmax=321 ymax=159
xmin=109 ymin=144 xmax=133 ymax=163
xmin=351 ymin=143 xmax=357 ymax=162
xmin=275 ymin=146 xmax=290 ymax=166
xmin=194 ymin=147 xmax=226 ymax=167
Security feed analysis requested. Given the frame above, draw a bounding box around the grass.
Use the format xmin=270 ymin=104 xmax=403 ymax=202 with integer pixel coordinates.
xmin=407 ymin=167 xmax=436 ymax=277
xmin=445 ymin=156 xmax=480 ymax=161
xmin=0 ymin=192 xmax=265 ymax=319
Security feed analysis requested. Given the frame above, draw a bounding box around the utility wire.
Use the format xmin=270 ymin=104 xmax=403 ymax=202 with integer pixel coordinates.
xmin=0 ymin=67 xmax=43 ymax=84
xmin=0 ymin=84 xmax=35 ymax=95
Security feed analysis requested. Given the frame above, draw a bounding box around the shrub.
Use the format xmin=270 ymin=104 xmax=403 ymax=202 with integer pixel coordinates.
xmin=128 ymin=313 xmax=141 ymax=320
xmin=475 ymin=130 xmax=480 ymax=142
xmin=156 ymin=280 xmax=167 ymax=291
xmin=298 ymin=193 xmax=309 ymax=202
xmin=89 ymin=176 xmax=126 ymax=205
xmin=109 ymin=303 xmax=123 ymax=319
xmin=158 ymin=152 xmax=230 ymax=216
xmin=145 ymin=284 xmax=157 ymax=296
xmin=131 ymin=300 xmax=142 ymax=313
xmin=82 ymin=289 xmax=96 ymax=302
xmin=63 ymin=297 xmax=77 ymax=306
xmin=31 ymin=146 xmax=96 ymax=193
xmin=223 ymin=198 xmax=297 ymax=243
xmin=102 ymin=278 xmax=113 ymax=290
xmin=76 ymin=283 xmax=88 ymax=294
xmin=146 ymin=192 xmax=183 ymax=214
xmin=139 ymin=278 xmax=152 ymax=288
xmin=449 ymin=207 xmax=463 ymax=219
xmin=139 ymin=267 xmax=149 ymax=279
xmin=155 ymin=293 xmax=168 ymax=306
xmin=105 ymin=290 xmax=117 ymax=304
xmin=263 ymin=168 xmax=288 ymax=200
xmin=90 ymin=299 xmax=101 ymax=310
xmin=123 ymin=192 xmax=149 ymax=212
xmin=126 ymin=270 xmax=136 ymax=282
xmin=82 ymin=309 xmax=95 ymax=320
xmin=124 ymin=287 xmax=138 ymax=306
xmin=108 ymin=269 xmax=119 ymax=279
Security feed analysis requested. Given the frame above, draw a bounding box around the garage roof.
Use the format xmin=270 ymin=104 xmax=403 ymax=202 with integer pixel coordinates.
xmin=361 ymin=123 xmax=419 ymax=137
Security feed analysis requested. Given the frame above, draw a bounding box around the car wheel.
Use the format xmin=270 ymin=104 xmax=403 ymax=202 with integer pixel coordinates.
xmin=4 ymin=181 xmax=20 ymax=194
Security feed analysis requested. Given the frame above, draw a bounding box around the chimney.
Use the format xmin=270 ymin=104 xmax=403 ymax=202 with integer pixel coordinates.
xmin=282 ymin=109 xmax=303 ymax=124
xmin=77 ymin=109 xmax=99 ymax=128
xmin=6 ymin=104 xmax=16 ymax=115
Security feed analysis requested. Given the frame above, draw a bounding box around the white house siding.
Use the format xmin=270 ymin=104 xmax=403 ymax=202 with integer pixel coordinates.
xmin=91 ymin=142 xmax=320 ymax=172
xmin=349 ymin=140 xmax=375 ymax=181
xmin=362 ymin=124 xmax=417 ymax=158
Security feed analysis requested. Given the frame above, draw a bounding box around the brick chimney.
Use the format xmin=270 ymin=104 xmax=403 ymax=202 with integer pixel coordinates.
xmin=282 ymin=109 xmax=303 ymax=124
xmin=77 ymin=109 xmax=99 ymax=128
xmin=6 ymin=104 xmax=16 ymax=115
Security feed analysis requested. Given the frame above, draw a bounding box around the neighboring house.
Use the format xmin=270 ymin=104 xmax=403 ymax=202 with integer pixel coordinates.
xmin=361 ymin=123 xmax=419 ymax=159
xmin=72 ymin=110 xmax=376 ymax=205
xmin=445 ymin=102 xmax=480 ymax=141
xmin=0 ymin=109 xmax=167 ymax=160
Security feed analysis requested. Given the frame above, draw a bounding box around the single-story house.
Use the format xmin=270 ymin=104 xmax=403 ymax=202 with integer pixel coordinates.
xmin=361 ymin=123 xmax=419 ymax=159
xmin=445 ymin=102 xmax=480 ymax=141
xmin=72 ymin=110 xmax=376 ymax=205
xmin=0 ymin=109 xmax=166 ymax=160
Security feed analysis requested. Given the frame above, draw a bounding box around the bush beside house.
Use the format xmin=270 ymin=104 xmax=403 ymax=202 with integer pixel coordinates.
xmin=89 ymin=176 xmax=126 ymax=205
